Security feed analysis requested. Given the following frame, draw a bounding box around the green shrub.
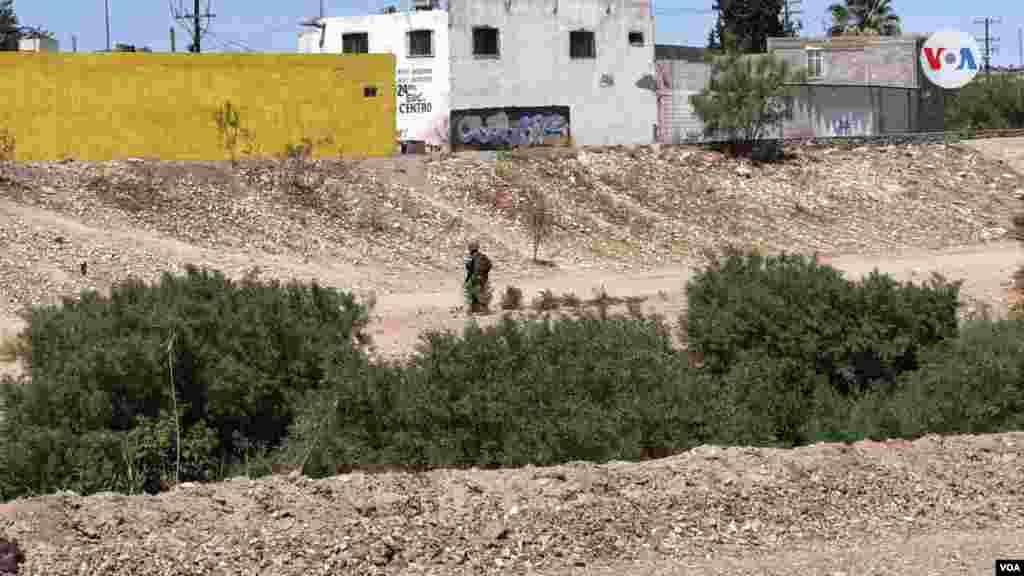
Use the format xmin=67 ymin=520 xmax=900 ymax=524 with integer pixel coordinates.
xmin=880 ymin=319 xmax=1024 ymax=437
xmin=705 ymin=353 xmax=826 ymax=447
xmin=292 ymin=313 xmax=707 ymax=473
xmin=945 ymin=74 xmax=1024 ymax=130
xmin=0 ymin=266 xmax=370 ymax=499
xmin=685 ymin=250 xmax=961 ymax=392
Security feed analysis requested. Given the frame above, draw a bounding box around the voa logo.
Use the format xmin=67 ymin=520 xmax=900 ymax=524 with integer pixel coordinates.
xmin=920 ymin=28 xmax=982 ymax=89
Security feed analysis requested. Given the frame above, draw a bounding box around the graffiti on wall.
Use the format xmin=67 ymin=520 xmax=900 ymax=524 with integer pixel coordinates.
xmin=450 ymin=106 xmax=570 ymax=149
xmin=827 ymin=111 xmax=869 ymax=136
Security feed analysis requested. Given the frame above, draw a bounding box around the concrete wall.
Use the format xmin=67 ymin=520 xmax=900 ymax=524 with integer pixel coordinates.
xmin=765 ymin=35 xmax=943 ymax=137
xmin=767 ymin=36 xmax=920 ymax=88
xmin=655 ymin=59 xmax=710 ymax=143
xmin=448 ymin=0 xmax=657 ymax=147
xmin=306 ymin=11 xmax=450 ymax=145
xmin=0 ymin=53 xmax=395 ymax=161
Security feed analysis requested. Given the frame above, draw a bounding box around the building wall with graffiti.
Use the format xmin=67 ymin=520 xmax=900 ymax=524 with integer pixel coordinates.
xmin=450 ymin=106 xmax=570 ymax=149
xmin=304 ymin=10 xmax=450 ymax=146
xmin=448 ymin=0 xmax=657 ymax=147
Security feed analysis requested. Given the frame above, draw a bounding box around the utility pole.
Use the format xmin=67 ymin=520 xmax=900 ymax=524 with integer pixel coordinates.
xmin=72 ymin=34 xmax=77 ymax=52
xmin=171 ymin=0 xmax=214 ymax=53
xmin=104 ymin=0 xmax=111 ymax=51
xmin=973 ymin=17 xmax=1001 ymax=76
xmin=1019 ymin=26 xmax=1022 ymax=68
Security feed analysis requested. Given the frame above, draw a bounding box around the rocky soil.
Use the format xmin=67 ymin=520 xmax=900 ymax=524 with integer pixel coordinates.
xmin=2 ymin=432 xmax=1022 ymax=575
xmin=1 ymin=141 xmax=1021 ymax=323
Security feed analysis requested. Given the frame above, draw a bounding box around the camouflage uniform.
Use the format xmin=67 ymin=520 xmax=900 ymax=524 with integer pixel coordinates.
xmin=464 ymin=241 xmax=492 ymax=313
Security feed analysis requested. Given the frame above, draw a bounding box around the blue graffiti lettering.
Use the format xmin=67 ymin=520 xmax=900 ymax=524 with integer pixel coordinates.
xmin=455 ymin=111 xmax=569 ymax=146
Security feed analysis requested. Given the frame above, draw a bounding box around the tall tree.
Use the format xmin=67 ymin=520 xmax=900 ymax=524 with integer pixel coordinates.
xmin=712 ymin=0 xmax=786 ymax=54
xmin=0 ymin=0 xmax=19 ymax=51
xmin=827 ymin=0 xmax=901 ymax=36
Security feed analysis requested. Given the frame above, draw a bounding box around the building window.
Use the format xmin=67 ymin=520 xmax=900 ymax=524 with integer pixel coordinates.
xmin=570 ymin=30 xmax=596 ymax=59
xmin=364 ymin=86 xmax=378 ymax=97
xmin=806 ymin=49 xmax=824 ymax=79
xmin=628 ymin=31 xmax=644 ymax=46
xmin=473 ymin=26 xmax=500 ymax=57
xmin=342 ymin=32 xmax=369 ymax=54
xmin=407 ymin=29 xmax=434 ymax=58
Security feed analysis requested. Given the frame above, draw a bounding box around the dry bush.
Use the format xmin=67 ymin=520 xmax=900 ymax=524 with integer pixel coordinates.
xmin=0 ymin=332 xmax=29 ymax=363
xmin=532 ymin=289 xmax=560 ymax=311
xmin=278 ymin=137 xmax=330 ymax=197
xmin=501 ymin=285 xmax=524 ymax=310
xmin=561 ymin=292 xmax=582 ymax=308
xmin=524 ymin=185 xmax=554 ymax=262
xmin=0 ymin=128 xmax=16 ymax=182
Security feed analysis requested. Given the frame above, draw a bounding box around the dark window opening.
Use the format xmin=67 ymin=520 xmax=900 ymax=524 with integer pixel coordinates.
xmin=570 ymin=30 xmax=596 ymax=59
xmin=628 ymin=31 xmax=644 ymax=46
xmin=364 ymin=86 xmax=378 ymax=97
xmin=473 ymin=26 xmax=500 ymax=57
xmin=408 ymin=29 xmax=434 ymax=57
xmin=342 ymin=32 xmax=369 ymax=54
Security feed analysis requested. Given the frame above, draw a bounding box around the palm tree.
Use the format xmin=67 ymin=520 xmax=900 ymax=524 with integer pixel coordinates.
xmin=827 ymin=3 xmax=852 ymax=36
xmin=827 ymin=0 xmax=901 ymax=36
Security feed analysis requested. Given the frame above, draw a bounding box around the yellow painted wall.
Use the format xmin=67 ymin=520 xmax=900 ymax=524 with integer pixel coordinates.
xmin=0 ymin=53 xmax=396 ymax=160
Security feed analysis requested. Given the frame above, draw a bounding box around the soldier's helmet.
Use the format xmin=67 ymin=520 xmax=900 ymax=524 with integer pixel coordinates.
xmin=468 ymin=240 xmax=480 ymax=253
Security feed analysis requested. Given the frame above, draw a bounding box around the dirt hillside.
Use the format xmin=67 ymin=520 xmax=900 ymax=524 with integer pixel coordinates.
xmin=1 ymin=139 xmax=1024 ymax=575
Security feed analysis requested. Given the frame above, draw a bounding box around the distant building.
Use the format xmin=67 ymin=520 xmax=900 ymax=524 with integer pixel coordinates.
xmin=447 ymin=0 xmax=657 ymax=147
xmin=299 ymin=2 xmax=450 ymax=147
xmin=19 ymin=35 xmax=59 ymax=52
xmin=767 ymin=35 xmax=944 ymax=137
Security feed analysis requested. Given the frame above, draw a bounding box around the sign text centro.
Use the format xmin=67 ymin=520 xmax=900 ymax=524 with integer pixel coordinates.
xmin=920 ymin=28 xmax=981 ymax=89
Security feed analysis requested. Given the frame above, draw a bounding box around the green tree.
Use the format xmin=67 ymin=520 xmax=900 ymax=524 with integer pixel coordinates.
xmin=945 ymin=74 xmax=1024 ymax=131
xmin=712 ymin=0 xmax=785 ymax=54
xmin=690 ymin=51 xmax=808 ymax=149
xmin=0 ymin=0 xmax=19 ymax=51
xmin=827 ymin=0 xmax=901 ymax=36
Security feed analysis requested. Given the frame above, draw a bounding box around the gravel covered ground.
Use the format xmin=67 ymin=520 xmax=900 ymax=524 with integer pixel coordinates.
xmin=2 ymin=432 xmax=1022 ymax=575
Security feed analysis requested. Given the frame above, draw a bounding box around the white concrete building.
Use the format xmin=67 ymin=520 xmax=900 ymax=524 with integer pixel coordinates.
xmin=447 ymin=0 xmax=657 ymax=147
xmin=299 ymin=5 xmax=450 ymax=146
xmin=19 ymin=36 xmax=59 ymax=52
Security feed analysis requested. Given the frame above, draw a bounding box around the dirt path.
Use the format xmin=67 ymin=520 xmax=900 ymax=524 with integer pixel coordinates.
xmin=367 ymin=240 xmax=1022 ymax=356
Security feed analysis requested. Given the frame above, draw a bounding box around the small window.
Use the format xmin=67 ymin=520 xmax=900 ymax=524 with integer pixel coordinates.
xmin=570 ymin=30 xmax=596 ymax=59
xmin=806 ymin=49 xmax=824 ymax=79
xmin=342 ymin=32 xmax=369 ymax=54
xmin=628 ymin=31 xmax=644 ymax=46
xmin=473 ymin=26 xmax=500 ymax=57
xmin=364 ymin=86 xmax=378 ymax=97
xmin=407 ymin=29 xmax=434 ymax=58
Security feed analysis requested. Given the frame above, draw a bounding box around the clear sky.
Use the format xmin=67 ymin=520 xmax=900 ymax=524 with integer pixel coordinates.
xmin=11 ymin=0 xmax=1024 ymax=66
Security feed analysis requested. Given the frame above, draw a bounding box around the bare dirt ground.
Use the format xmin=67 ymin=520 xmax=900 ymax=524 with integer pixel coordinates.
xmin=1 ymin=138 xmax=1024 ymax=574
xmin=1 ymin=432 xmax=1022 ymax=575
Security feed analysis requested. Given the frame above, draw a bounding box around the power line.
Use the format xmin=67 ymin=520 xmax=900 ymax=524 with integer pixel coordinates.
xmin=973 ymin=16 xmax=1001 ymax=75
